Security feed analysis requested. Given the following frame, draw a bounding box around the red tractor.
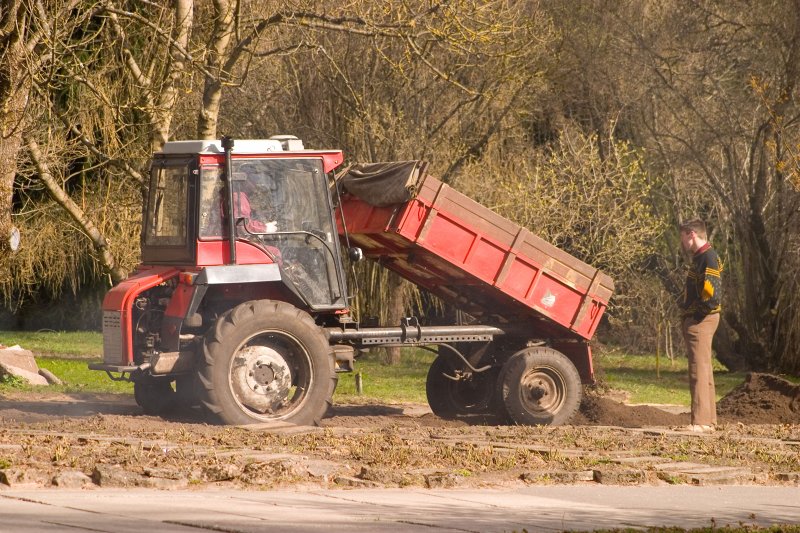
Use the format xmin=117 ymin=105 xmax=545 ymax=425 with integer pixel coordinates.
xmin=92 ymin=136 xmax=613 ymax=426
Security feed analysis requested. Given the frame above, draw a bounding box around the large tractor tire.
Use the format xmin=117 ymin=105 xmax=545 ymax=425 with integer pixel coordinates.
xmin=199 ymin=300 xmax=336 ymax=426
xmin=425 ymin=352 xmax=497 ymax=419
xmin=496 ymin=347 xmax=581 ymax=426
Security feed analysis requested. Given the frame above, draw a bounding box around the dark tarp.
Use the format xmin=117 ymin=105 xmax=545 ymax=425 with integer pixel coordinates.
xmin=340 ymin=160 xmax=429 ymax=207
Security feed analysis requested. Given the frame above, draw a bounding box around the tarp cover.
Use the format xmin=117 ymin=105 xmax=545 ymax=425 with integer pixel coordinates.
xmin=341 ymin=160 xmax=429 ymax=207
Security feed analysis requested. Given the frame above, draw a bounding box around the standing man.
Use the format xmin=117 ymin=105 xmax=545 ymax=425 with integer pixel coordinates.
xmin=679 ymin=219 xmax=723 ymax=432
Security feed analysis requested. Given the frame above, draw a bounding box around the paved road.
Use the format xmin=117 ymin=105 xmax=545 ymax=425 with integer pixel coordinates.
xmin=1 ymin=485 xmax=799 ymax=532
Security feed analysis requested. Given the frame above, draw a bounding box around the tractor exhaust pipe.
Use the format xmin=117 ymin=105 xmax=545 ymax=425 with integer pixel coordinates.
xmin=221 ymin=135 xmax=237 ymax=265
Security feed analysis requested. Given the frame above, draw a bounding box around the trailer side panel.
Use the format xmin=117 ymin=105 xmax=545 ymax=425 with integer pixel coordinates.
xmin=338 ymin=173 xmax=614 ymax=341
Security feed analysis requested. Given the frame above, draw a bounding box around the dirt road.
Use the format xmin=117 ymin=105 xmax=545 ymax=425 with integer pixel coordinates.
xmin=0 ymin=373 xmax=798 ymax=491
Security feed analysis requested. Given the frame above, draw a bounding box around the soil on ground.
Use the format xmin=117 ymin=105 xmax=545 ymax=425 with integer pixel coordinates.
xmin=572 ymin=395 xmax=687 ymax=427
xmin=0 ymin=372 xmax=797 ymax=491
xmin=717 ymin=372 xmax=800 ymax=424
xmin=571 ymin=372 xmax=800 ymax=427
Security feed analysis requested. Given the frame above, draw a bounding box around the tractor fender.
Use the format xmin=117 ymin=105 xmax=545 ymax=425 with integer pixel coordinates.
xmin=159 ymin=264 xmax=284 ymax=351
xmin=160 ymin=281 xmax=207 ymax=352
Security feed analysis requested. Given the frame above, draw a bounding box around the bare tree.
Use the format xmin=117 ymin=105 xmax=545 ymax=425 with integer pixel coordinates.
xmin=0 ymin=1 xmax=25 ymax=261
xmin=3 ymin=0 xmax=194 ymax=303
xmin=103 ymin=0 xmax=194 ymax=151
xmin=253 ymin=0 xmax=557 ymax=362
xmin=0 ymin=1 xmax=55 ymax=263
xmin=25 ymin=137 xmax=126 ymax=282
xmin=630 ymin=0 xmax=800 ymax=372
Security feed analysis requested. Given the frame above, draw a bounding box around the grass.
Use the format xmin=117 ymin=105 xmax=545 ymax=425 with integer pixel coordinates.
xmin=335 ymin=349 xmax=436 ymax=404
xmin=0 ymin=330 xmax=128 ymax=393
xmin=0 ymin=356 xmax=133 ymax=394
xmin=594 ymin=348 xmax=746 ymax=406
xmin=0 ymin=330 xmax=101 ymax=358
xmin=37 ymin=358 xmax=133 ymax=394
xmin=0 ymin=330 xmax=752 ymax=406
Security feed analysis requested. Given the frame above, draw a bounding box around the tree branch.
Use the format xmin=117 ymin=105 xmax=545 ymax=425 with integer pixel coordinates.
xmin=25 ymin=136 xmax=127 ymax=283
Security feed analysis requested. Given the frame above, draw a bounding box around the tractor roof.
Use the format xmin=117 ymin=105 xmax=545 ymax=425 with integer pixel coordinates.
xmin=159 ymin=136 xmax=307 ymax=155
xmin=157 ymin=137 xmax=344 ymax=173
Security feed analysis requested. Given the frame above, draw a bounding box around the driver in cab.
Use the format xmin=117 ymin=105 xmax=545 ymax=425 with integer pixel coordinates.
xmin=233 ymin=164 xmax=278 ymax=235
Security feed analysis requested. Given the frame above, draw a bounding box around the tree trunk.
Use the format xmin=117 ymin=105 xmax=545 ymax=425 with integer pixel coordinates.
xmin=152 ymin=0 xmax=193 ymax=151
xmin=197 ymin=0 xmax=234 ymax=139
xmin=0 ymin=122 xmax=22 ymax=260
xmin=0 ymin=56 xmax=30 ymax=272
xmin=712 ymin=319 xmax=747 ymax=372
xmin=0 ymin=92 xmax=21 ymax=237
xmin=383 ymin=274 xmax=407 ymax=365
xmin=26 ymin=138 xmax=127 ymax=283
xmin=0 ymin=3 xmax=27 ymax=272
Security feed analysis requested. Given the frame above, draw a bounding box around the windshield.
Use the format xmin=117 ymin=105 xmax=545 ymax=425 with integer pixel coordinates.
xmin=199 ymin=158 xmax=342 ymax=307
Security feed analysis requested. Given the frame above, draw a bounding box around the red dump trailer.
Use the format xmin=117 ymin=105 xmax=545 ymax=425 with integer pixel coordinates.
xmin=337 ymin=163 xmax=614 ymax=424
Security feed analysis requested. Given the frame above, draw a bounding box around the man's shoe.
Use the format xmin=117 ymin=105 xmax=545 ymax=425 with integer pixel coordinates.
xmin=685 ymin=424 xmax=715 ymax=433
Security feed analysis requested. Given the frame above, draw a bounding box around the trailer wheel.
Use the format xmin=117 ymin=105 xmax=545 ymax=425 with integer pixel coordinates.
xmin=497 ymin=347 xmax=581 ymax=426
xmin=199 ymin=300 xmax=336 ymax=426
xmin=426 ymin=353 xmax=496 ymax=419
xmin=133 ymin=378 xmax=176 ymax=416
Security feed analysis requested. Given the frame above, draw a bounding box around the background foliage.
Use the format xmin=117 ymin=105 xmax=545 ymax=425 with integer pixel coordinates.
xmin=1 ymin=0 xmax=799 ymax=373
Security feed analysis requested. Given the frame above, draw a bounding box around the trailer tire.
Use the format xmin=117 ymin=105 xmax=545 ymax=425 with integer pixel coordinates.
xmin=426 ymin=353 xmax=496 ymax=419
xmin=497 ymin=347 xmax=581 ymax=426
xmin=199 ymin=300 xmax=336 ymax=426
xmin=134 ymin=378 xmax=176 ymax=416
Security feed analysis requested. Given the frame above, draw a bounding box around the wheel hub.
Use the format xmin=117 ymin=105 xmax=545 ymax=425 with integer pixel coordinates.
xmin=252 ymin=361 xmax=276 ymax=385
xmin=520 ymin=369 xmax=563 ymax=413
xmin=231 ymin=345 xmax=292 ymax=414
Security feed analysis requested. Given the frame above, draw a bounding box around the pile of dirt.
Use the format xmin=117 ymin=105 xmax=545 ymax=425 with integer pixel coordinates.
xmin=572 ymin=372 xmax=800 ymax=427
xmin=328 ymin=372 xmax=800 ymax=428
xmin=572 ymin=394 xmax=687 ymax=427
xmin=717 ymin=372 xmax=800 ymax=424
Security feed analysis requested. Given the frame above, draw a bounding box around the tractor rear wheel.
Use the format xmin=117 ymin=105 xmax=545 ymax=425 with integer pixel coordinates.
xmin=426 ymin=352 xmax=497 ymax=419
xmin=496 ymin=347 xmax=581 ymax=426
xmin=199 ymin=300 xmax=336 ymax=426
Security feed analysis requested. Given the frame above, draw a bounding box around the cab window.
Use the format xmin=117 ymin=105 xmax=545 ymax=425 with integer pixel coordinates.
xmin=145 ymin=164 xmax=189 ymax=246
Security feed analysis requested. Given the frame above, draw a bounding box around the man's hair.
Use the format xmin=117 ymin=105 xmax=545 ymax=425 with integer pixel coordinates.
xmin=680 ymin=218 xmax=707 ymax=240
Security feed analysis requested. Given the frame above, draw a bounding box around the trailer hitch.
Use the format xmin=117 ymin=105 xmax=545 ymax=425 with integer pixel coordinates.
xmin=400 ymin=317 xmax=422 ymax=342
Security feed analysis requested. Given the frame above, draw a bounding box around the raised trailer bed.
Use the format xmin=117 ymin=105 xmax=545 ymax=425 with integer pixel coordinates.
xmin=337 ymin=165 xmax=614 ymax=425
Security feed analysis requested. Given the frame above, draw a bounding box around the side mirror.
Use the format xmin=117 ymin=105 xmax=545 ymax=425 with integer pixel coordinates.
xmin=348 ymin=247 xmax=364 ymax=263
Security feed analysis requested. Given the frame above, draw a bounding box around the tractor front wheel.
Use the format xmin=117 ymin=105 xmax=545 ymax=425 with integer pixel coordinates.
xmin=496 ymin=347 xmax=581 ymax=426
xmin=199 ymin=300 xmax=336 ymax=426
xmin=133 ymin=378 xmax=176 ymax=416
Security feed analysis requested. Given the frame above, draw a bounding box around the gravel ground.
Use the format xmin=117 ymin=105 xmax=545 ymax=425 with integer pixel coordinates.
xmin=0 ymin=373 xmax=797 ymax=491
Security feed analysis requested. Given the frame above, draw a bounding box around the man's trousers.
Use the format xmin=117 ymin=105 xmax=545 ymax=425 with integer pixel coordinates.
xmin=681 ymin=313 xmax=720 ymax=426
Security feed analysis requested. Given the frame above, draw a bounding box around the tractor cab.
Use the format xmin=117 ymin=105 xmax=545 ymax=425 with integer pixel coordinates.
xmin=94 ymin=137 xmax=353 ymax=401
xmin=142 ymin=137 xmax=348 ymax=310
